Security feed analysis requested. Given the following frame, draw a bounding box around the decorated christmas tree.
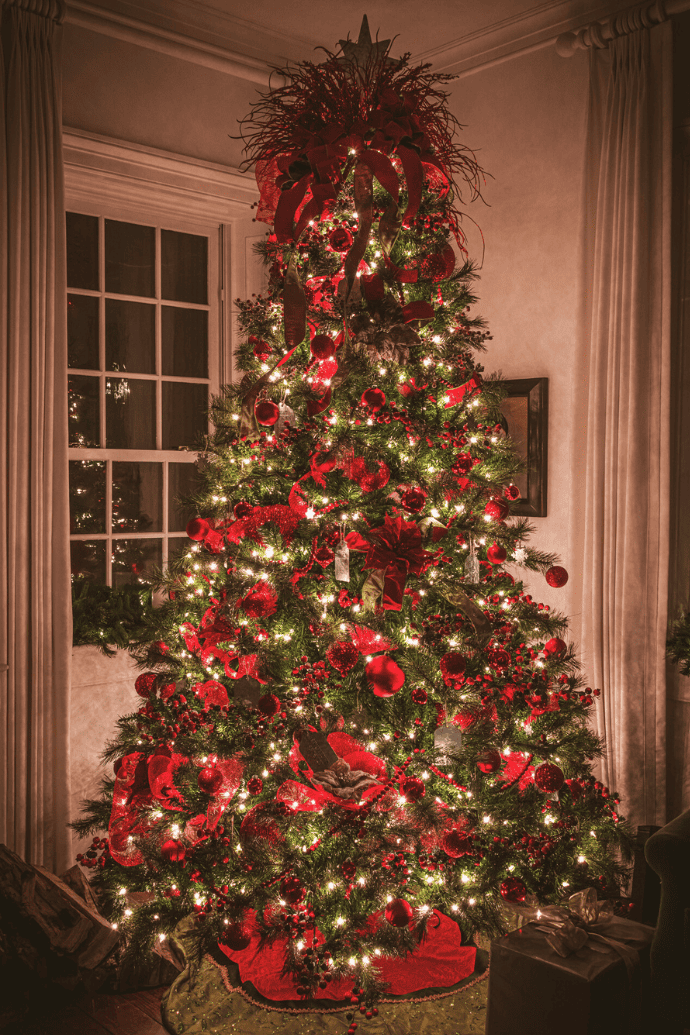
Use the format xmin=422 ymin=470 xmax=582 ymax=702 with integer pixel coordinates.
xmin=74 ymin=18 xmax=631 ymax=1029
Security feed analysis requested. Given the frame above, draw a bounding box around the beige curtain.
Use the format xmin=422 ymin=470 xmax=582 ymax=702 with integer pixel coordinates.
xmin=579 ymin=21 xmax=672 ymax=829
xmin=0 ymin=0 xmax=71 ymax=871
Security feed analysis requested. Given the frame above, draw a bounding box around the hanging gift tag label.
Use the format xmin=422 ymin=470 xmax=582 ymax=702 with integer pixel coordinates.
xmin=434 ymin=722 xmax=463 ymax=756
xmin=276 ymin=402 xmax=296 ymax=436
xmin=334 ymin=540 xmax=350 ymax=582
xmin=464 ymin=550 xmax=480 ymax=583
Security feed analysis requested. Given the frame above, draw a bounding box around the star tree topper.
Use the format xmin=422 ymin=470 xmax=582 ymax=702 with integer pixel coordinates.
xmin=336 ymin=14 xmax=397 ymax=67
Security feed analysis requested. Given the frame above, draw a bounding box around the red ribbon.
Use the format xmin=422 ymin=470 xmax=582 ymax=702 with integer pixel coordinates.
xmin=346 ymin=514 xmax=433 ymax=611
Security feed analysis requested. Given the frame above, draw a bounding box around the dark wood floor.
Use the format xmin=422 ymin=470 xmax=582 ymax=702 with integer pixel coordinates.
xmin=1 ymin=987 xmax=168 ymax=1035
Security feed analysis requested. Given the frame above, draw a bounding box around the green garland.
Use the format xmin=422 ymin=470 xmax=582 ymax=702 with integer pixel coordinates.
xmin=667 ymin=608 xmax=690 ymax=678
xmin=71 ymin=577 xmax=153 ymax=656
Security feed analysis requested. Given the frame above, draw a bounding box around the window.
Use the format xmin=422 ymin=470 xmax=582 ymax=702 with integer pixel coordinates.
xmin=67 ymin=212 xmax=218 ymax=587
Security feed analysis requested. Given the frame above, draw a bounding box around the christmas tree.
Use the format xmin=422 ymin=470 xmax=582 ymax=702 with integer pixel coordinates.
xmin=74 ymin=19 xmax=630 ymax=1027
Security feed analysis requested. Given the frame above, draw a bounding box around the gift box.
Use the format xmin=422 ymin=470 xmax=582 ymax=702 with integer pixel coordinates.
xmin=486 ymin=899 xmax=653 ymax=1035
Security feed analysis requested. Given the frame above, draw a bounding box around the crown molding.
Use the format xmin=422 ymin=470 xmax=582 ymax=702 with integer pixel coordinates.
xmin=63 ymin=127 xmax=257 ymax=223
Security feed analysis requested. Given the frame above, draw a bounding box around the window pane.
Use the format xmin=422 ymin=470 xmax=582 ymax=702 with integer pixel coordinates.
xmin=106 ymin=299 xmax=155 ymax=373
xmin=161 ymin=229 xmax=207 ymax=304
xmin=71 ymin=539 xmax=106 ymax=583
xmin=105 ymin=219 xmax=155 ymax=297
xmin=68 ymin=294 xmax=99 ymax=370
xmin=162 ymin=382 xmax=207 ymax=450
xmin=162 ymin=306 xmax=208 ymax=378
xmin=167 ymin=536 xmax=191 ymax=569
xmin=169 ymin=462 xmax=202 ymax=532
xmin=68 ymin=375 xmax=100 ymax=447
xmin=112 ymin=538 xmax=162 ymax=587
xmin=70 ymin=460 xmax=106 ymax=534
xmin=66 ymin=212 xmax=98 ymax=291
xmin=112 ymin=462 xmax=162 ymax=533
xmin=106 ymin=377 xmax=155 ymax=449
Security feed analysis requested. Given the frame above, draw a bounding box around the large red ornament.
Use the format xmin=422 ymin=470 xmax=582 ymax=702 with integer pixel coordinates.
xmin=400 ymin=776 xmax=425 ymax=802
xmin=255 ymin=400 xmax=280 ymax=426
xmin=310 ymin=335 xmax=336 ymax=361
xmin=545 ymin=566 xmax=569 ymax=588
xmin=361 ymin=388 xmax=386 ymax=412
xmin=500 ymin=877 xmax=527 ymax=903
xmin=161 ymin=839 xmax=186 ymax=864
xmin=135 ymin=672 xmax=157 ymax=698
xmin=441 ymin=829 xmax=473 ymax=858
xmin=280 ymin=875 xmax=306 ymax=905
xmin=400 ymin=487 xmax=427 ymax=513
xmin=219 ymin=921 xmax=251 ymax=951
xmin=258 ymin=693 xmax=281 ymax=717
xmin=534 ymin=762 xmax=565 ymax=793
xmin=385 ymin=898 xmax=414 ymax=928
xmin=327 ymin=641 xmax=360 ymax=675
xmin=543 ymin=637 xmax=567 ymax=657
xmin=476 ymin=749 xmax=502 ymax=774
xmin=484 ymin=499 xmax=509 ymax=521
xmin=329 ymin=226 xmax=353 ymax=252
xmin=186 ymin=517 xmax=210 ymax=541
xmin=365 ymin=655 xmax=405 ymax=697
xmin=440 ymin=652 xmax=466 ymax=684
xmin=487 ymin=543 xmax=507 ymax=564
xmin=198 ymin=766 xmax=224 ymax=795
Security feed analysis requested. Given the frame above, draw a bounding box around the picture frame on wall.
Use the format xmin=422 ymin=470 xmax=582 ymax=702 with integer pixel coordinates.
xmin=498 ymin=377 xmax=548 ymax=517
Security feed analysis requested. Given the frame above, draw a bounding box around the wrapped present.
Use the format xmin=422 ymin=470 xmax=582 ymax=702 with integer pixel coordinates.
xmin=486 ymin=889 xmax=653 ymax=1035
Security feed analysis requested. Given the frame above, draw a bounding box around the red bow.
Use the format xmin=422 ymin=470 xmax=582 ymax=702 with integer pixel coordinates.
xmin=347 ymin=514 xmax=433 ymax=610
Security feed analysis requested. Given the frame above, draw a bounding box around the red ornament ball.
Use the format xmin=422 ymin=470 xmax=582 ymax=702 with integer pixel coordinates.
xmin=543 ymin=637 xmax=567 ymax=657
xmin=161 ymin=839 xmax=186 ymax=864
xmin=327 ymin=641 xmax=360 ymax=675
xmin=247 ymin=776 xmax=263 ymax=795
xmin=500 ymin=877 xmax=527 ymax=903
xmin=197 ymin=766 xmax=223 ymax=795
xmin=361 ymin=387 xmax=386 ymax=412
xmin=234 ymin=501 xmax=253 ymax=520
xmin=401 ymin=777 xmax=425 ymax=802
xmin=341 ymin=858 xmax=357 ymax=880
xmin=440 ymin=652 xmax=466 ymax=684
xmin=280 ymin=875 xmax=306 ymax=905
xmin=487 ymin=543 xmax=507 ymax=564
xmin=411 ymin=686 xmax=428 ymax=705
xmin=487 ymin=648 xmax=511 ymax=670
xmin=219 ymin=921 xmax=251 ymax=951
xmin=385 ymin=898 xmax=414 ymax=928
xmin=365 ymin=655 xmax=405 ymax=697
xmin=329 ymin=226 xmax=353 ymax=252
xmin=545 ymin=566 xmax=569 ymax=588
xmin=315 ymin=546 xmax=335 ymax=567
xmin=258 ymin=693 xmax=281 ymax=717
xmin=476 ymin=749 xmax=502 ymax=774
xmin=441 ymin=829 xmax=473 ymax=858
xmin=400 ymin=487 xmax=427 ymax=513
xmin=534 ymin=762 xmax=565 ymax=793
xmin=310 ymin=335 xmax=337 ymax=361
xmin=186 ymin=517 xmax=210 ymax=541
xmin=134 ymin=672 xmax=157 ymax=698
xmin=484 ymin=499 xmax=509 ymax=521
xmin=503 ymin=484 xmax=521 ymax=501
xmin=255 ymin=400 xmax=279 ymax=426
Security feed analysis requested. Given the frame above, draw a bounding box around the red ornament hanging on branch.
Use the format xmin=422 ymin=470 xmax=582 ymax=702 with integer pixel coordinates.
xmin=365 ymin=655 xmax=405 ymax=697
xmin=385 ymin=898 xmax=414 ymax=928
xmin=545 ymin=566 xmax=569 ymax=588
xmin=534 ymin=762 xmax=565 ymax=793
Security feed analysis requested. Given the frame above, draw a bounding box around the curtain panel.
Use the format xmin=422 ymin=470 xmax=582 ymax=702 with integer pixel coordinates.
xmin=0 ymin=0 xmax=71 ymax=871
xmin=578 ymin=21 xmax=672 ymax=829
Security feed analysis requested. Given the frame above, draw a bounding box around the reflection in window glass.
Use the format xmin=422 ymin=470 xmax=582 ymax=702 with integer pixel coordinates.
xmin=106 ymin=299 xmax=155 ymax=373
xmin=70 ymin=539 xmax=106 ymax=582
xmin=105 ymin=219 xmax=155 ymax=297
xmin=69 ymin=460 xmax=106 ymax=534
xmin=168 ymin=463 xmax=201 ymax=532
xmin=161 ymin=229 xmax=207 ymax=304
xmin=162 ymin=306 xmax=208 ymax=378
xmin=167 ymin=535 xmax=191 ymax=570
xmin=68 ymin=375 xmax=100 ymax=447
xmin=112 ymin=538 xmax=162 ymax=587
xmin=162 ymin=382 xmax=207 ymax=450
xmin=68 ymin=294 xmax=99 ymax=370
xmin=112 ymin=462 xmax=162 ymax=534
xmin=66 ymin=212 xmax=98 ymax=291
xmin=106 ymin=377 xmax=156 ymax=450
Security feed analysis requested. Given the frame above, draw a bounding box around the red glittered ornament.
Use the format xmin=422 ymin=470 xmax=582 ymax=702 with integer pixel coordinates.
xmin=186 ymin=517 xmax=210 ymax=541
xmin=361 ymin=387 xmax=386 ymax=412
xmin=219 ymin=921 xmax=251 ymax=951
xmin=385 ymin=898 xmax=414 ymax=928
xmin=310 ymin=335 xmax=337 ymax=361
xmin=255 ymin=400 xmax=280 ymax=426
xmin=280 ymin=875 xmax=305 ymax=905
xmin=534 ymin=762 xmax=565 ymax=792
xmin=329 ymin=226 xmax=353 ymax=252
xmin=487 ymin=543 xmax=507 ymax=564
xmin=197 ymin=766 xmax=223 ymax=795
xmin=234 ymin=501 xmax=253 ymax=520
xmin=500 ymin=876 xmax=527 ymax=903
xmin=400 ymin=776 xmax=425 ymax=802
xmin=504 ymin=484 xmax=521 ymax=501
xmin=258 ymin=693 xmax=281 ymax=717
xmin=545 ymin=566 xmax=569 ymax=588
xmin=484 ymin=499 xmax=509 ymax=521
xmin=161 ymin=839 xmax=186 ymax=863
xmin=440 ymin=652 xmax=466 ymax=685
xmin=135 ymin=672 xmax=157 ymax=698
xmin=240 ymin=804 xmax=282 ymax=848
xmin=543 ymin=637 xmax=567 ymax=657
xmin=487 ymin=648 xmax=511 ymax=670
xmin=476 ymin=749 xmax=502 ymax=774
xmin=327 ymin=641 xmax=360 ymax=675
xmin=315 ymin=546 xmax=335 ymax=567
xmin=365 ymin=655 xmax=405 ymax=697
xmin=441 ymin=829 xmax=473 ymax=858
xmin=247 ymin=776 xmax=263 ymax=795
xmin=411 ymin=686 xmax=428 ymax=705
xmin=400 ymin=487 xmax=427 ymax=513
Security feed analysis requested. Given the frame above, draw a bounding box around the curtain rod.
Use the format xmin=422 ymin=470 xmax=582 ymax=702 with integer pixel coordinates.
xmin=556 ymin=0 xmax=690 ymax=56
